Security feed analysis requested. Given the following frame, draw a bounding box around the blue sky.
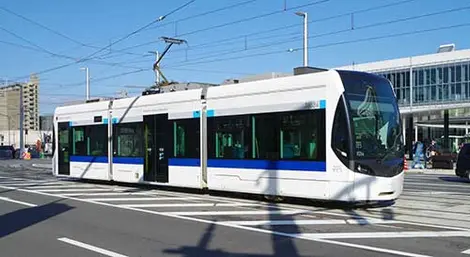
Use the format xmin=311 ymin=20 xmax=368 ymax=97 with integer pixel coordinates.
xmin=1 ymin=0 xmax=470 ymax=114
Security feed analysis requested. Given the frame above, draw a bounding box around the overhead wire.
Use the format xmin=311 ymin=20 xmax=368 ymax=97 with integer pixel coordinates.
xmin=39 ymin=1 xmax=464 ymax=91
xmin=0 ymin=35 xmax=147 ymax=71
xmin=0 ymin=6 xmax=88 ymax=47
xmin=0 ymin=5 xmax=146 ymax=58
xmin=101 ymin=0 xmax=417 ymax=66
xmin=170 ymin=0 xmax=418 ymax=52
xmin=11 ymin=0 xmax=196 ymax=81
xmin=98 ymin=0 xmax=418 ymax=68
xmin=163 ymin=22 xmax=470 ymax=68
xmin=82 ymin=0 xmax=196 ymax=61
xmin=164 ymin=5 xmax=470 ymax=67
xmin=98 ymin=0 xmax=331 ymax=59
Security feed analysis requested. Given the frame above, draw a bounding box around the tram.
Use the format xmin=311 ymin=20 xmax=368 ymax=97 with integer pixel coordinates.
xmin=53 ymin=69 xmax=404 ymax=202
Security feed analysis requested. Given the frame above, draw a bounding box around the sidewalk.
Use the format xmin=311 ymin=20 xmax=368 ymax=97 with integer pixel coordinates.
xmin=405 ymin=168 xmax=455 ymax=175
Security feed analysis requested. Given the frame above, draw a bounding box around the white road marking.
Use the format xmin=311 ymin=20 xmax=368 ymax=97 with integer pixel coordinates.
xmin=163 ymin=210 xmax=308 ymax=216
xmin=220 ymin=219 xmax=401 ymax=226
xmin=297 ymin=231 xmax=470 ymax=239
xmin=0 ymin=196 xmax=37 ymax=207
xmin=121 ymin=203 xmax=260 ymax=208
xmin=26 ymin=184 xmax=97 ymax=189
xmin=0 ymin=177 xmax=26 ymax=180
xmin=463 ymin=248 xmax=470 ymax=254
xmin=61 ymin=192 xmax=154 ymax=196
xmin=405 ymin=182 xmax=470 ymax=189
xmin=0 ymin=184 xmax=441 ymax=257
xmin=406 ymin=190 xmax=465 ymax=195
xmin=38 ymin=188 xmax=118 ymax=192
xmin=373 ymin=224 xmax=406 ymax=229
xmin=314 ymin=238 xmax=431 ymax=257
xmin=0 ymin=181 xmax=58 ymax=186
xmin=313 ymin=210 xmax=470 ymax=231
xmin=86 ymin=197 xmax=199 ymax=202
xmin=58 ymin=237 xmax=128 ymax=257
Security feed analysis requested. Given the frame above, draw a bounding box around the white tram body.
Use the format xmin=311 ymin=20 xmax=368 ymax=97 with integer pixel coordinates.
xmin=53 ymin=69 xmax=405 ymax=202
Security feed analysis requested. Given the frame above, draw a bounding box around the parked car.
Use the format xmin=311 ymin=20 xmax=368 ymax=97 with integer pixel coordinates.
xmin=0 ymin=145 xmax=15 ymax=159
xmin=455 ymin=143 xmax=470 ymax=179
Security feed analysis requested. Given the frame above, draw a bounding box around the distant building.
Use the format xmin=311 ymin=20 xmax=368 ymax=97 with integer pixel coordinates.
xmin=335 ymin=44 xmax=470 ymax=154
xmin=0 ymin=74 xmax=39 ymax=131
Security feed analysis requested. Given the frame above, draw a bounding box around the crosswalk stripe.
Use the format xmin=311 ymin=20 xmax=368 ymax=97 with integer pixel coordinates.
xmin=162 ymin=210 xmax=308 ymax=216
xmin=120 ymin=203 xmax=260 ymax=208
xmin=0 ymin=196 xmax=37 ymax=207
xmin=61 ymin=192 xmax=154 ymax=196
xmin=27 ymin=184 xmax=97 ymax=189
xmin=86 ymin=197 xmax=200 ymax=202
xmin=296 ymin=231 xmax=470 ymax=239
xmin=38 ymin=188 xmax=118 ymax=192
xmin=405 ymin=182 xmax=470 ymax=189
xmin=219 ymin=219 xmax=401 ymax=226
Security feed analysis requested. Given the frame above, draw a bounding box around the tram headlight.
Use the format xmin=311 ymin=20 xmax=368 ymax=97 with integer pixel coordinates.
xmin=355 ymin=163 xmax=375 ymax=175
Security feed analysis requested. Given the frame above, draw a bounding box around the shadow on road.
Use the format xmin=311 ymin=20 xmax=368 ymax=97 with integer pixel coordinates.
xmin=438 ymin=176 xmax=470 ymax=184
xmin=0 ymin=200 xmax=73 ymax=238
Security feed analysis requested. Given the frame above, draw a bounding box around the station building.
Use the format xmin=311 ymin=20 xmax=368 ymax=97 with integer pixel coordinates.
xmin=336 ymin=44 xmax=470 ymax=155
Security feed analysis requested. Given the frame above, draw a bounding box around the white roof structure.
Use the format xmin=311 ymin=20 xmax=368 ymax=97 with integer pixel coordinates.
xmin=335 ymin=48 xmax=470 ymax=73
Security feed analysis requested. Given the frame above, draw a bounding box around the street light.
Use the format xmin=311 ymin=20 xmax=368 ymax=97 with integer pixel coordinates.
xmin=295 ymin=11 xmax=308 ymax=67
xmin=80 ymin=67 xmax=90 ymax=100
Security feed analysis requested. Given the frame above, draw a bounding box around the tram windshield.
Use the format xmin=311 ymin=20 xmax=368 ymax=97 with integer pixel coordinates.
xmin=339 ymin=71 xmax=403 ymax=162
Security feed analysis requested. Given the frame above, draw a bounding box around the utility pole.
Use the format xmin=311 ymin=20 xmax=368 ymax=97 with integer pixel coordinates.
xmin=80 ymin=67 xmax=90 ymax=100
xmin=295 ymin=11 xmax=308 ymax=67
xmin=19 ymin=84 xmax=24 ymax=159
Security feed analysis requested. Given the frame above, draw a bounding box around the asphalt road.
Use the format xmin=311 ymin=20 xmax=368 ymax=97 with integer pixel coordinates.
xmin=0 ymin=162 xmax=469 ymax=257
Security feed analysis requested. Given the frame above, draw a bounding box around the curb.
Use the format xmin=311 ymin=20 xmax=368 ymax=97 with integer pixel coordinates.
xmin=31 ymin=164 xmax=52 ymax=169
xmin=405 ymin=169 xmax=455 ymax=175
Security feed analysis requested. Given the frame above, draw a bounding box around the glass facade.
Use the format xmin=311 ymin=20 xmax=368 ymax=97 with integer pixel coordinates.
xmin=376 ymin=61 xmax=470 ymax=106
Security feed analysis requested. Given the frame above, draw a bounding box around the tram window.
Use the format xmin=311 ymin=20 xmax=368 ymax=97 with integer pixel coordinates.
xmin=208 ymin=115 xmax=252 ymax=159
xmin=113 ymin=122 xmax=143 ymax=157
xmin=86 ymin=125 xmax=108 ymax=156
xmin=279 ymin=110 xmax=325 ymax=161
xmin=72 ymin=127 xmax=86 ymax=155
xmin=253 ymin=114 xmax=279 ymax=160
xmin=72 ymin=125 xmax=107 ymax=156
xmin=173 ymin=119 xmax=200 ymax=158
xmin=332 ymin=99 xmax=350 ymax=162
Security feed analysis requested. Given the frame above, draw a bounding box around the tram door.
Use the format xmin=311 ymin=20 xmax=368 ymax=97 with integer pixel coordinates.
xmin=58 ymin=122 xmax=70 ymax=175
xmin=144 ymin=114 xmax=170 ymax=183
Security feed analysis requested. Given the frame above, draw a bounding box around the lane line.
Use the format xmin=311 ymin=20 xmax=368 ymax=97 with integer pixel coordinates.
xmin=58 ymin=237 xmax=128 ymax=257
xmin=297 ymin=231 xmax=470 ymax=239
xmin=0 ymin=196 xmax=37 ymax=207
xmin=38 ymin=188 xmax=119 ymax=192
xmin=0 ymin=184 xmax=440 ymax=257
xmin=220 ymin=219 xmax=401 ymax=226
xmin=314 ymin=239 xmax=431 ymax=257
xmin=121 ymin=203 xmax=260 ymax=208
xmin=86 ymin=197 xmax=199 ymax=202
xmin=463 ymin=248 xmax=470 ymax=254
xmin=163 ymin=210 xmax=308 ymax=216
